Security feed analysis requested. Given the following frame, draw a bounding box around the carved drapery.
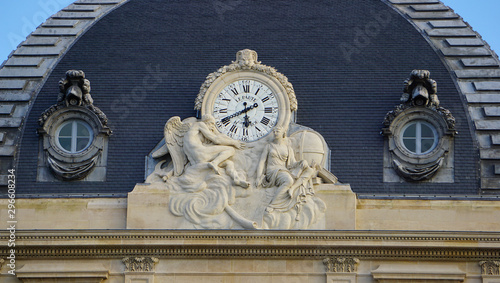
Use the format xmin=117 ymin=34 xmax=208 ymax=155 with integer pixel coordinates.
xmin=480 ymin=260 xmax=500 ymax=275
xmin=122 ymin=257 xmax=159 ymax=272
xmin=323 ymin=257 xmax=360 ymax=273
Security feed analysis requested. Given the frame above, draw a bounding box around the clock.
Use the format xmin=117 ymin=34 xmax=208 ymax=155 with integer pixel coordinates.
xmin=212 ymin=79 xmax=279 ymax=142
xmin=196 ymin=49 xmax=297 ymax=142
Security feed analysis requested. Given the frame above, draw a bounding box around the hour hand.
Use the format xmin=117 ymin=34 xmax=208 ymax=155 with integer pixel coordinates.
xmin=243 ymin=114 xmax=250 ymax=127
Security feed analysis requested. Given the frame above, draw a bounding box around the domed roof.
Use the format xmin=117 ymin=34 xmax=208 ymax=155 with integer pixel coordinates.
xmin=1 ymin=0 xmax=499 ymax=196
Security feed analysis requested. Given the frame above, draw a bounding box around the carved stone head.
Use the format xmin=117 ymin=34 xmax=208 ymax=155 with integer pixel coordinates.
xmin=234 ymin=49 xmax=260 ymax=68
xmin=402 ymin=69 xmax=438 ymax=107
xmin=58 ymin=70 xmax=93 ymax=106
xmin=273 ymin=126 xmax=287 ymax=141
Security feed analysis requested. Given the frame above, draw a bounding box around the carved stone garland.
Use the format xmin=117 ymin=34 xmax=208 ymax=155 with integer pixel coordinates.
xmin=194 ymin=49 xmax=298 ymax=112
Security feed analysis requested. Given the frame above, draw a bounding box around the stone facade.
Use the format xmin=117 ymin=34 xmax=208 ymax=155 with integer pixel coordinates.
xmin=2 ymin=183 xmax=500 ymax=281
xmin=2 ymin=0 xmax=500 ymax=282
xmin=1 ymin=226 xmax=499 ymax=282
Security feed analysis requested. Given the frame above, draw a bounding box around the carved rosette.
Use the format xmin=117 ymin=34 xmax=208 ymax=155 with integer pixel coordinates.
xmin=122 ymin=257 xmax=159 ymax=272
xmin=480 ymin=260 xmax=500 ymax=275
xmin=382 ymin=70 xmax=456 ymax=182
xmin=323 ymin=257 xmax=359 ymax=273
xmin=194 ymin=49 xmax=298 ymax=112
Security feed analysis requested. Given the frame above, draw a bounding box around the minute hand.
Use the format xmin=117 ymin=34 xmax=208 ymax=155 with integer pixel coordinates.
xmin=221 ymin=103 xmax=258 ymax=123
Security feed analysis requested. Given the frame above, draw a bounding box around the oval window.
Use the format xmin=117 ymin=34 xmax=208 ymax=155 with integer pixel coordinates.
xmin=56 ymin=120 xmax=93 ymax=153
xmin=401 ymin=120 xmax=438 ymax=154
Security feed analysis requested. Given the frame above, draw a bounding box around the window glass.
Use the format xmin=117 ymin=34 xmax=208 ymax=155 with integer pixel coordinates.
xmin=77 ymin=123 xmax=90 ymax=136
xmin=56 ymin=120 xmax=93 ymax=153
xmin=421 ymin=123 xmax=434 ymax=138
xmin=404 ymin=124 xmax=416 ymax=138
xmin=58 ymin=137 xmax=72 ymax=152
xmin=401 ymin=120 xmax=438 ymax=154
xmin=59 ymin=123 xmax=72 ymax=137
xmin=403 ymin=139 xmax=416 ymax=153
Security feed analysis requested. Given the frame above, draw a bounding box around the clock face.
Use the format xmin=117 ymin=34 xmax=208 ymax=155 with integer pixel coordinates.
xmin=212 ymin=79 xmax=280 ymax=142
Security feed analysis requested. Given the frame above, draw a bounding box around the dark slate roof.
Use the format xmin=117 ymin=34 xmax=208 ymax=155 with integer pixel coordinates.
xmin=15 ymin=0 xmax=479 ymax=195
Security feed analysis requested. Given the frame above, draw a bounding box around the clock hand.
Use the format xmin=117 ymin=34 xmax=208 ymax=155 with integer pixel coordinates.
xmin=242 ymin=102 xmax=250 ymax=128
xmin=243 ymin=113 xmax=250 ymax=127
xmin=220 ymin=103 xmax=259 ymax=124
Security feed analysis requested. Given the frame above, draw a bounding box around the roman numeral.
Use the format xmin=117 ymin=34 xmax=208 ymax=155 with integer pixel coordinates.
xmin=221 ymin=119 xmax=230 ymax=126
xmin=222 ymin=98 xmax=231 ymax=102
xmin=243 ymin=84 xmax=250 ymax=93
xmin=243 ymin=128 xmax=248 ymax=136
xmin=231 ymin=88 xmax=239 ymax=95
xmin=260 ymin=117 xmax=270 ymax=126
xmin=264 ymin=107 xmax=273 ymax=113
xmin=219 ymin=108 xmax=227 ymax=113
xmin=255 ymin=126 xmax=261 ymax=132
xmin=254 ymin=88 xmax=260 ymax=96
xmin=230 ymin=124 xmax=238 ymax=133
xmin=261 ymin=96 xmax=270 ymax=103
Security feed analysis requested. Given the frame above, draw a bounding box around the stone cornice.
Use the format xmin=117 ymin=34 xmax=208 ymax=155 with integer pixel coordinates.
xmin=6 ymin=229 xmax=500 ymax=242
xmin=1 ymin=230 xmax=499 ymax=260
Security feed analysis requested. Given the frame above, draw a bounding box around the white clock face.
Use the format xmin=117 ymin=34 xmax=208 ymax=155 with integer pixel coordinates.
xmin=212 ymin=79 xmax=280 ymax=142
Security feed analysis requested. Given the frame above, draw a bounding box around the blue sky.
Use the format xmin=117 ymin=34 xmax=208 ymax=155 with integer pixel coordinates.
xmin=0 ymin=0 xmax=499 ymax=65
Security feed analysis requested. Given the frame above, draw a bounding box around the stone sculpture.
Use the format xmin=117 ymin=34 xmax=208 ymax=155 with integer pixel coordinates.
xmin=57 ymin=69 xmax=94 ymax=106
xmin=145 ymin=49 xmax=334 ymax=229
xmin=255 ymin=127 xmax=325 ymax=229
xmin=146 ymin=117 xmax=331 ymax=229
xmin=161 ymin=115 xmax=248 ymax=188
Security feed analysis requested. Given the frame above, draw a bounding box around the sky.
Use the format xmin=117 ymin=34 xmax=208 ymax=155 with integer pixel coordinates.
xmin=0 ymin=0 xmax=499 ymax=65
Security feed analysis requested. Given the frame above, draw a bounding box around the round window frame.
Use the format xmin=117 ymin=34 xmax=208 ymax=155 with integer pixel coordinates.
xmin=55 ymin=119 xmax=94 ymax=154
xmin=41 ymin=106 xmax=103 ymax=161
xmin=400 ymin=120 xmax=439 ymax=155
xmin=387 ymin=107 xmax=453 ymax=165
